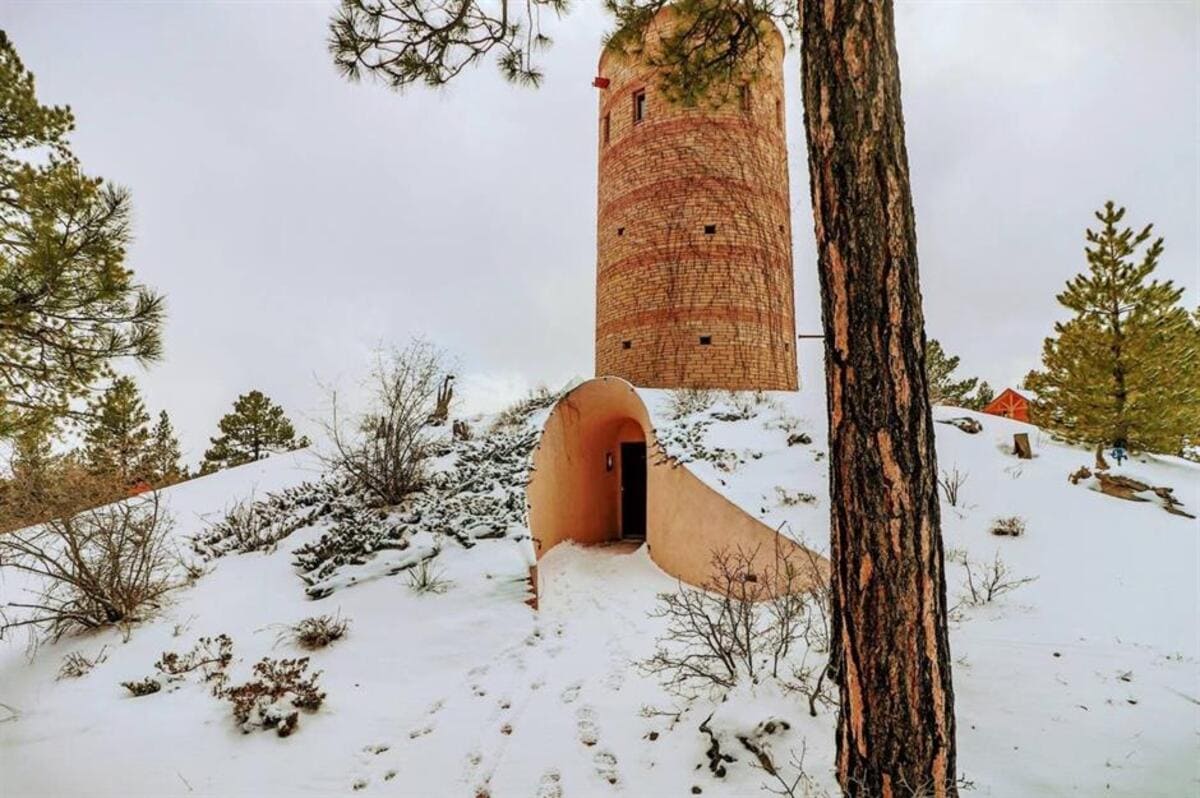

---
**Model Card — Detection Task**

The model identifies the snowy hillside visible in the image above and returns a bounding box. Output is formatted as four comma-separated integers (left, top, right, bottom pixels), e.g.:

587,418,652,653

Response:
1,366,1197,797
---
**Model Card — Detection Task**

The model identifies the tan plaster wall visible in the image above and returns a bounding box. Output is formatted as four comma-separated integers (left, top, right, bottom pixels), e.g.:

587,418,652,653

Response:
528,378,819,593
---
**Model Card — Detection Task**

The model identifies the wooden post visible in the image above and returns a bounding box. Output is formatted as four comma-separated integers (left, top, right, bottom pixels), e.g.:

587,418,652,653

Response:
1013,433,1032,459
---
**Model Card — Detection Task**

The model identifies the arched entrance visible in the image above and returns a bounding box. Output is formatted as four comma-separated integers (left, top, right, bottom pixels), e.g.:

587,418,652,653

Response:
527,378,653,555
528,377,826,595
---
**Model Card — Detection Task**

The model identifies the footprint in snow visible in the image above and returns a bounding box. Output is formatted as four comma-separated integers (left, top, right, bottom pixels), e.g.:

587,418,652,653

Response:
560,682,582,705
593,750,620,785
363,743,390,755
575,705,599,747
536,769,564,798
408,724,434,739
428,698,446,715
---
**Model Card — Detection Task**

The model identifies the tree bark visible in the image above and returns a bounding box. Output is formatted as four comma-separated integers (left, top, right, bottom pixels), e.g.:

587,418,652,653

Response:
798,2,957,795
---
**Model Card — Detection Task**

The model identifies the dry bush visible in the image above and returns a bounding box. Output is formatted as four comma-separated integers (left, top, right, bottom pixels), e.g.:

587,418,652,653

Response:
938,466,968,507
324,340,448,506
279,613,350,650
666,387,718,419
0,491,176,642
958,552,1037,607
0,454,127,535
57,646,109,680
154,634,234,687
990,515,1026,537
192,497,306,557
642,542,826,697
775,487,817,507
220,657,325,737
488,385,561,433
121,676,162,697
407,559,450,595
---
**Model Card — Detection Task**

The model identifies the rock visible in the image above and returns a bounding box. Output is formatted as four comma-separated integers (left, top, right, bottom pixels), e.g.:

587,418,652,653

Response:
1068,466,1092,485
937,417,982,434
786,432,812,446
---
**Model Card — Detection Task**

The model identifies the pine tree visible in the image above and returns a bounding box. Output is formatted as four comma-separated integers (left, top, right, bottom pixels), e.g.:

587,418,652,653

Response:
142,410,184,486
926,339,980,407
0,33,164,441
83,376,152,483
967,381,995,412
201,391,300,473
1025,202,1198,453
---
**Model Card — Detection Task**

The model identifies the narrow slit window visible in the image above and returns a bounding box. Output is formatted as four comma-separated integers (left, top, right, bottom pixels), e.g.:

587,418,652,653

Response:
603,113,611,145
699,335,713,346
775,98,783,129
704,224,717,235
622,340,632,350
617,226,625,237
633,89,646,124
739,84,751,114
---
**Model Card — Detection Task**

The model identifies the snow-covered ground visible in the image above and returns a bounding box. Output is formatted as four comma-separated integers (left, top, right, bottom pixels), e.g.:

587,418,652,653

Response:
1,363,1197,797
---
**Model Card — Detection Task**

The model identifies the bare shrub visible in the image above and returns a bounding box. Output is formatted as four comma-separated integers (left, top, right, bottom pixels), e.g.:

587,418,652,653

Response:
937,466,968,507
642,541,824,696
324,339,448,506
155,634,234,687
775,487,817,507
220,657,325,737
958,552,1036,607
279,613,350,650
407,559,450,595
0,492,176,642
990,516,1026,537
121,676,162,697
666,387,718,419
0,449,126,534
57,646,109,680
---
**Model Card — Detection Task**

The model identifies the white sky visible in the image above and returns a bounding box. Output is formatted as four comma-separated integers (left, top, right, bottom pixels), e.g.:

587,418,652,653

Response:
3,1,1197,462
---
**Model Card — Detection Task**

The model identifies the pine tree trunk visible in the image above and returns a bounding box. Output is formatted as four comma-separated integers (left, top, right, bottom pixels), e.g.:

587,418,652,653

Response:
798,3,957,795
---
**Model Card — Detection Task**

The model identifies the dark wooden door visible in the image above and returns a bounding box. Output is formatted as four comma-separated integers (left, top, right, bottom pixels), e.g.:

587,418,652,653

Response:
620,442,647,540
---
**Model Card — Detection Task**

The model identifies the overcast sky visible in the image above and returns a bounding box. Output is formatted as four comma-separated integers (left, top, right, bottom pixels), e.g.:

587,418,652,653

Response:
3,1,1197,461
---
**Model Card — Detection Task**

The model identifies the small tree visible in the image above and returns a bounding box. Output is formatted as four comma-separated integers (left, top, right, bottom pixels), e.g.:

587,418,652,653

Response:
83,376,151,484
926,340,981,407
1025,202,1199,452
143,410,184,486
323,340,447,506
201,391,300,473
967,381,995,412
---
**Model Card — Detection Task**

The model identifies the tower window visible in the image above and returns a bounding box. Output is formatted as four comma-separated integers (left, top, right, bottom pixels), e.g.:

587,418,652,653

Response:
739,84,751,114
617,226,625,236
704,224,717,235
633,89,646,124
775,98,783,129
699,335,713,346
603,113,611,145
622,340,632,350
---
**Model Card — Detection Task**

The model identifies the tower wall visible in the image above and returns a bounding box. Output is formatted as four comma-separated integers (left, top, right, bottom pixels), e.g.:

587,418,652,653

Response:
595,15,798,391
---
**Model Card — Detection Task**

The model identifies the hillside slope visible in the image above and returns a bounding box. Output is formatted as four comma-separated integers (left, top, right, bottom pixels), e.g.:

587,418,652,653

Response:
1,370,1197,797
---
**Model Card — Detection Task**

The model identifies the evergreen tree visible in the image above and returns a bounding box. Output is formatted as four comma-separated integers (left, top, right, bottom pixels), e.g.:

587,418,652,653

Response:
201,391,300,473
83,376,151,483
1025,202,1199,453
0,33,164,441
142,410,184,486
925,339,980,406
967,381,995,412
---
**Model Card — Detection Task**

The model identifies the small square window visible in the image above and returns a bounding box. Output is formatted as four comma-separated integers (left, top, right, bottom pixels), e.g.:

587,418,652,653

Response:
704,224,717,235
603,113,611,145
617,226,625,237
699,335,713,346
622,340,632,350
739,84,751,114
633,89,646,124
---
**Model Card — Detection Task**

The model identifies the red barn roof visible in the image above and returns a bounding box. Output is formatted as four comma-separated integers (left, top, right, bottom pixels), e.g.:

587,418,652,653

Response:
982,388,1031,423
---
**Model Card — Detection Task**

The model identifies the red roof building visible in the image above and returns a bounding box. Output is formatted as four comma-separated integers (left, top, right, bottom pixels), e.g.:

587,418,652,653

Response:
982,388,1031,423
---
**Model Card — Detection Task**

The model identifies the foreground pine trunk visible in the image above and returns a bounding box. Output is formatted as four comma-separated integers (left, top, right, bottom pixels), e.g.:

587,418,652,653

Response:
798,2,957,795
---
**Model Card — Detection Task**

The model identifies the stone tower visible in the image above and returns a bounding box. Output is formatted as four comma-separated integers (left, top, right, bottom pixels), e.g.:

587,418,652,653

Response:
594,12,798,391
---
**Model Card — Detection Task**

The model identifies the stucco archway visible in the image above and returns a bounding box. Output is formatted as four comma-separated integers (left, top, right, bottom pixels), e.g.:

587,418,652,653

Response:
528,378,823,594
